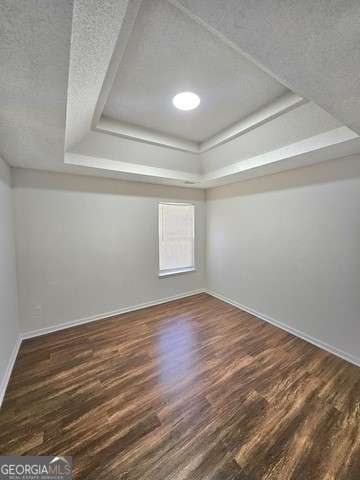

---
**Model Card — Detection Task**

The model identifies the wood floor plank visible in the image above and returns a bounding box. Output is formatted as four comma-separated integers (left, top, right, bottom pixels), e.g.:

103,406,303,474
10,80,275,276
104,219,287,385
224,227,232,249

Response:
0,293,359,479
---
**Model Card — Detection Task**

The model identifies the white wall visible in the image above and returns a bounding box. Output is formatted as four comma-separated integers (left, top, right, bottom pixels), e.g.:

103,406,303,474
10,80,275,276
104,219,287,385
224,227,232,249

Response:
206,155,360,364
9,155,360,366
0,156,20,400
13,169,206,334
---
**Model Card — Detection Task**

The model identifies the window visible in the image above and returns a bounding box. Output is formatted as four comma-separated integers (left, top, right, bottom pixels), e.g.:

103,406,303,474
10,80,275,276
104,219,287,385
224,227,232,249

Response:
158,203,195,276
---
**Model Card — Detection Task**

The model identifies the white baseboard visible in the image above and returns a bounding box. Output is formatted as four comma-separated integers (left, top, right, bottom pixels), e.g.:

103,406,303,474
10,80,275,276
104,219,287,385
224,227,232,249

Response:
1,289,205,407
207,290,360,368
4,287,357,409
0,335,22,408
22,289,206,340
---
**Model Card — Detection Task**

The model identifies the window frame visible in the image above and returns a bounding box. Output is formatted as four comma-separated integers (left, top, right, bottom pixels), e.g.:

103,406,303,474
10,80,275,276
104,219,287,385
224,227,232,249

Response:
158,202,196,277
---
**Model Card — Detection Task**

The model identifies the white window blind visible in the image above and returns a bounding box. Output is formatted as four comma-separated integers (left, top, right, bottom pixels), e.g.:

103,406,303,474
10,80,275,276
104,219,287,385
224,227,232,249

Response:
159,203,195,274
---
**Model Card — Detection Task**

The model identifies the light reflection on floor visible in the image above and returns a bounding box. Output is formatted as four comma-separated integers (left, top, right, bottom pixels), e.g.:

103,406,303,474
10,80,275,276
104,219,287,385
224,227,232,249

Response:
157,316,199,387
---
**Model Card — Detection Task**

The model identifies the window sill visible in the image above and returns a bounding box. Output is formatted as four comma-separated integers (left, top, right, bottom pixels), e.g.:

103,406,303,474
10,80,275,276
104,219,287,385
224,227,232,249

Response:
158,267,196,278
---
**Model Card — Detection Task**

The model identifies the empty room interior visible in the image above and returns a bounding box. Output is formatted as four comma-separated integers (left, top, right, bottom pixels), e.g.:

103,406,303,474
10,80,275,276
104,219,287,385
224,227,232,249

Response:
1,1,360,479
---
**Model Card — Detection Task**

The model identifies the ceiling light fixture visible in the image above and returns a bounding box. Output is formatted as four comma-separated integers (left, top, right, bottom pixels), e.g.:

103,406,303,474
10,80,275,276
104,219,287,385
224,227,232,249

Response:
172,92,200,111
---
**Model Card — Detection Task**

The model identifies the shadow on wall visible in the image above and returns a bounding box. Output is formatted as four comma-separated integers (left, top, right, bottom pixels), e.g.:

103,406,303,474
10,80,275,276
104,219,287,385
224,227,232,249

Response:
12,168,205,201
207,154,360,200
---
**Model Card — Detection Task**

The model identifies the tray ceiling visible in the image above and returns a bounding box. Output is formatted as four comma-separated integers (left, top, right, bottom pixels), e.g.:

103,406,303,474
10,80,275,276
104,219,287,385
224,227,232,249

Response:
2,0,360,188
100,0,290,148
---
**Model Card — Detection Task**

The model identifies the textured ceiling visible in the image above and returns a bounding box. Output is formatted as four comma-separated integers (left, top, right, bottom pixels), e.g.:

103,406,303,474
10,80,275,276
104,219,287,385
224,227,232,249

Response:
176,0,360,136
0,0,73,168
65,0,130,150
102,0,288,143
1,0,360,189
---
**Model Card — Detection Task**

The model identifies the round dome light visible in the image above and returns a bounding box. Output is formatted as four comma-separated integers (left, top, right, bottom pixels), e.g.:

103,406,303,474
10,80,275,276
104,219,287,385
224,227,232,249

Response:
172,91,200,111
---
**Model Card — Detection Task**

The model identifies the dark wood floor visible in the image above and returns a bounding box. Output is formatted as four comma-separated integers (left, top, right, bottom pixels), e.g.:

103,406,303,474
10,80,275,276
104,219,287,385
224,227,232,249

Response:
1,293,359,479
